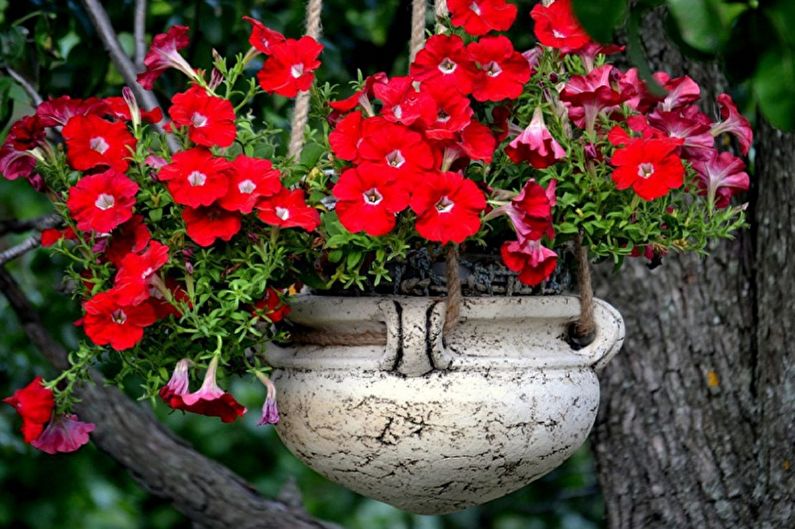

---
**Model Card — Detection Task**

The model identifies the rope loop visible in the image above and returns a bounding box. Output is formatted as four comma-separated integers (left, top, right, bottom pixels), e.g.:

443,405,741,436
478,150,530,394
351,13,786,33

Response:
288,0,323,159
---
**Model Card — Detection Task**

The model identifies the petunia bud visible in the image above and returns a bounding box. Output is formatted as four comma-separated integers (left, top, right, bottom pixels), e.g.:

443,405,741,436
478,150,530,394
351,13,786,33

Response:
209,68,224,91
159,358,191,407
256,373,280,425
122,87,141,131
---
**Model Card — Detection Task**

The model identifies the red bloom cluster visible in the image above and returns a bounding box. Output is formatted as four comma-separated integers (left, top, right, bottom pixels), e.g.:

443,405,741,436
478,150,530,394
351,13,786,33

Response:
157,141,312,245
499,179,559,286
528,7,752,207
327,23,535,242
244,17,324,98
3,377,95,454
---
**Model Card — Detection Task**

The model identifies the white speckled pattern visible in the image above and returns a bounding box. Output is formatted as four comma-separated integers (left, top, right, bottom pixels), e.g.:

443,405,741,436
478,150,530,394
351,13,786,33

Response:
263,295,624,515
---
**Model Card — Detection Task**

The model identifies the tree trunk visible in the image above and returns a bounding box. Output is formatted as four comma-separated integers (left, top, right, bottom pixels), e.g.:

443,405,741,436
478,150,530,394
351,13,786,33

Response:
592,10,795,529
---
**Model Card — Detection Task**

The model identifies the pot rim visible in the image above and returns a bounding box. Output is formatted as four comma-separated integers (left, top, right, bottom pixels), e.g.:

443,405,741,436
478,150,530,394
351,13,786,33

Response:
262,294,625,374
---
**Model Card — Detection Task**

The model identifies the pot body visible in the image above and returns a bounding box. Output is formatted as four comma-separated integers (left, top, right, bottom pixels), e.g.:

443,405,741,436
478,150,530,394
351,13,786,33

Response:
263,295,624,515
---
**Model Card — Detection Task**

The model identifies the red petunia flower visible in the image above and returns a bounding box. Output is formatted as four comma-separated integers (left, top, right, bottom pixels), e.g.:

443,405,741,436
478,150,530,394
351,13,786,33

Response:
253,287,291,323
169,356,247,423
711,93,753,156
158,148,232,208
105,215,152,267
256,188,320,231
435,119,497,169
242,16,286,55
560,65,626,131
329,110,364,161
410,171,486,244
530,0,592,53
358,118,437,183
114,241,170,305
219,155,283,214
647,107,715,162
3,377,55,443
329,72,388,114
137,25,198,90
257,36,323,98
501,239,558,286
505,179,557,242
36,96,106,127
654,73,701,113
0,115,45,186
168,86,237,148
62,114,136,172
505,107,566,168
66,169,139,233
41,227,78,248
467,36,531,102
373,76,436,126
83,289,157,351
103,96,163,124
447,0,517,36
410,35,477,94
421,82,474,140
182,206,242,247
30,414,95,455
610,137,685,201
692,151,750,209
333,164,410,236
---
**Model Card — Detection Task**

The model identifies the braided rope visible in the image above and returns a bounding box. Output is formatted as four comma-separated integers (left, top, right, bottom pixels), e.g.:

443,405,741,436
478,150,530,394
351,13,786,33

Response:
433,0,448,34
410,0,427,61
288,0,323,159
444,244,462,336
572,233,597,346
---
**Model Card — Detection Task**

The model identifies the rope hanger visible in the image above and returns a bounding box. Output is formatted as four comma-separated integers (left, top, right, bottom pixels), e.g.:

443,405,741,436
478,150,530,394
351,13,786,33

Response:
287,0,596,347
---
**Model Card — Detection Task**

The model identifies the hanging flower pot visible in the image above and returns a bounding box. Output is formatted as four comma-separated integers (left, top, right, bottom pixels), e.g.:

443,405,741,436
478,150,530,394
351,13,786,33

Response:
265,294,623,514
2,0,752,520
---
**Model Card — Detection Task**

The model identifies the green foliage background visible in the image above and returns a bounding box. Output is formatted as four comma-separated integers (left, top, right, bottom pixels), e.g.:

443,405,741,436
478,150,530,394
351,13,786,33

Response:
0,1,603,528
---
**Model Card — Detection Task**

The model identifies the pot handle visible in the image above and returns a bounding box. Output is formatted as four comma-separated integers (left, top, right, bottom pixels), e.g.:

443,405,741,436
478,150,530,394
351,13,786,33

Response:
573,299,625,371
383,298,449,377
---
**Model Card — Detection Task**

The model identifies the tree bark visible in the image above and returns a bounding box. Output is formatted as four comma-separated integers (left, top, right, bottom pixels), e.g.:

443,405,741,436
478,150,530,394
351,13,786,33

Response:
0,267,341,529
592,10,795,529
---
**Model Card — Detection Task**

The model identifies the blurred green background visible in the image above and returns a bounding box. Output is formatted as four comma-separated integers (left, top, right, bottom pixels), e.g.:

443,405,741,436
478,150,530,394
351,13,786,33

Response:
0,1,602,528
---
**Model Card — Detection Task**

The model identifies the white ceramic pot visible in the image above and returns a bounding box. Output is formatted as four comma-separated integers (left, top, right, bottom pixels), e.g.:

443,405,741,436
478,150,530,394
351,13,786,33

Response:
263,295,624,515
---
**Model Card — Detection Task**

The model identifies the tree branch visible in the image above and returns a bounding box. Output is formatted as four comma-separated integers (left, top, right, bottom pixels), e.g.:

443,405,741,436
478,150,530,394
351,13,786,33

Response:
0,235,40,266
0,212,62,237
80,0,160,112
79,0,179,153
4,67,43,106
134,0,147,70
0,266,343,529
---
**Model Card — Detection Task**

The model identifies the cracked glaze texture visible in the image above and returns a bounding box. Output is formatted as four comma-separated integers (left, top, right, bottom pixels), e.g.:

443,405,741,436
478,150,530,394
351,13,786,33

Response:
264,296,624,514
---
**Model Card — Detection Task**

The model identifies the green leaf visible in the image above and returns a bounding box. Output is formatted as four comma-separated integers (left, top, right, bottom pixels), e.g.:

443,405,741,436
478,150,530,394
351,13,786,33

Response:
665,0,740,54
753,50,795,130
572,0,628,44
